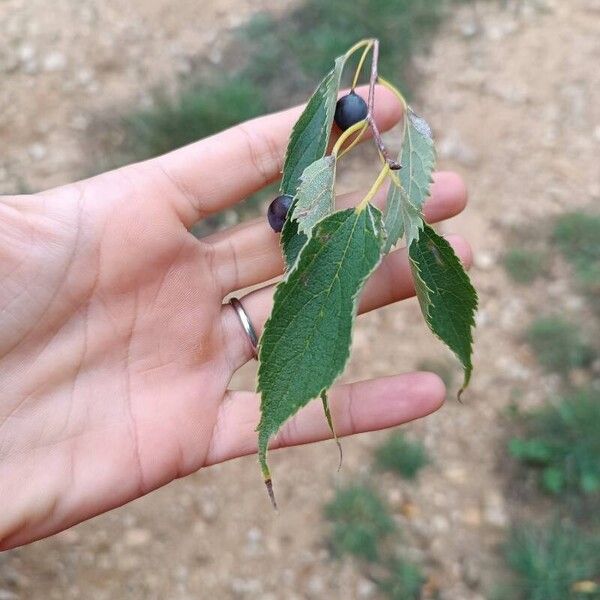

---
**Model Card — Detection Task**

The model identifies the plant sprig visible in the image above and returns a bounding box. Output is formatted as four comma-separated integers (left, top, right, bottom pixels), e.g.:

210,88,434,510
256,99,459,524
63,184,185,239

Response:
258,39,478,506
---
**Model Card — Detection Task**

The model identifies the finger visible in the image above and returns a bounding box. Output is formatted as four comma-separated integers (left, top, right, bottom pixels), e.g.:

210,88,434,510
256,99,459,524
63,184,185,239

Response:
204,372,445,466
149,85,402,227
221,234,472,371
209,171,467,296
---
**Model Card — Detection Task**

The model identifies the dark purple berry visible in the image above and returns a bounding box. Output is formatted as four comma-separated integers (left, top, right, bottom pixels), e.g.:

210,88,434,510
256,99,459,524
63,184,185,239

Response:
267,194,293,232
334,91,368,131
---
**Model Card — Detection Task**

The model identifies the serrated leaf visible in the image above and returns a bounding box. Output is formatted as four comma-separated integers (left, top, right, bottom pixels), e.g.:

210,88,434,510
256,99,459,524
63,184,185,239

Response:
281,207,308,269
409,224,477,393
383,109,436,252
400,109,435,212
258,205,384,482
279,55,346,268
280,56,344,197
382,182,422,254
292,155,337,235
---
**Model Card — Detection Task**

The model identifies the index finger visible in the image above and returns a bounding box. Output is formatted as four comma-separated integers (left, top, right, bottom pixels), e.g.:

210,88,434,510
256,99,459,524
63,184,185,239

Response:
151,84,403,227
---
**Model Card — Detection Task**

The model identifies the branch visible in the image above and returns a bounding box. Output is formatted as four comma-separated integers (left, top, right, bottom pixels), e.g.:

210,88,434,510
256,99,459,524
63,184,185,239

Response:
366,40,401,170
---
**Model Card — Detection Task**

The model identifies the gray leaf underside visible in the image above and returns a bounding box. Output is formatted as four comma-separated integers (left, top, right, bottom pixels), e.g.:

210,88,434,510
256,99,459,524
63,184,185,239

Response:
292,155,336,236
383,109,435,252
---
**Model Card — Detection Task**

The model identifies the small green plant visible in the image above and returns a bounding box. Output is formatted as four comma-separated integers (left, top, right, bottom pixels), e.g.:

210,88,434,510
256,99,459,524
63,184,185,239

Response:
500,521,600,600
324,484,425,598
324,484,395,562
375,432,430,479
525,316,594,375
375,558,425,600
123,78,267,160
509,387,600,497
503,248,546,284
554,212,600,294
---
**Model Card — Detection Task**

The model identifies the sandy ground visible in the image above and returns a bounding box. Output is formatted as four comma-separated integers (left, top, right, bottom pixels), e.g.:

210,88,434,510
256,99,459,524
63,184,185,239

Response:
1,0,599,598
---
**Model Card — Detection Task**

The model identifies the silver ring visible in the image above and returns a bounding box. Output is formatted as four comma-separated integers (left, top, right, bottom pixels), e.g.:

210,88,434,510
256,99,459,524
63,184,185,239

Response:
229,297,259,358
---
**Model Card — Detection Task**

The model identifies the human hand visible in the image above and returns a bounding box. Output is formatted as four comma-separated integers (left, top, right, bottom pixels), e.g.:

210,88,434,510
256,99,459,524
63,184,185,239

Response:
0,86,470,550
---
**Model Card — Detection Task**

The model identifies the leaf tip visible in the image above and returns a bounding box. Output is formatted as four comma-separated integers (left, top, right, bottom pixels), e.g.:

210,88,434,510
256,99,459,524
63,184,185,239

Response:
264,478,278,511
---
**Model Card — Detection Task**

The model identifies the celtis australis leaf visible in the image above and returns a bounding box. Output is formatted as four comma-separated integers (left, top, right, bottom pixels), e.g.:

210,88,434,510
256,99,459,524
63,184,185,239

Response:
280,56,344,197
383,109,435,251
409,224,478,393
383,182,422,254
401,109,435,212
281,211,308,269
257,204,384,480
292,155,336,236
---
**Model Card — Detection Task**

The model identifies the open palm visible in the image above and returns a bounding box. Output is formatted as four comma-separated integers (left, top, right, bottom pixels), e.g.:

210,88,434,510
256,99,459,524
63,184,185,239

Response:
0,86,470,550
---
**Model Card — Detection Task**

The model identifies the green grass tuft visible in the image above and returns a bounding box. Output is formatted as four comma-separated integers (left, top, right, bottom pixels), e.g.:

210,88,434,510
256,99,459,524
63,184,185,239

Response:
374,432,430,479
501,521,600,600
554,212,600,294
525,316,594,375
503,248,546,284
123,78,267,161
324,484,395,562
509,387,600,497
119,0,465,166
375,558,425,600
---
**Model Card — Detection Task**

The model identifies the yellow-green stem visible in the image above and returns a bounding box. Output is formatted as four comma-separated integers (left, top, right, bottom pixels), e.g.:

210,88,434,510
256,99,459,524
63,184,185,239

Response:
338,122,369,159
377,75,408,111
332,119,368,156
344,38,375,61
356,164,390,213
351,41,374,89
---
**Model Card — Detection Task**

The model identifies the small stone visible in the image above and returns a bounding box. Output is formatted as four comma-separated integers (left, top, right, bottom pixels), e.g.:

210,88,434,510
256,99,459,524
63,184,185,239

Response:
18,44,36,63
200,499,218,522
306,575,325,595
483,493,509,528
432,514,449,532
387,488,402,507
357,577,376,598
445,465,467,483
77,68,94,86
458,20,479,38
246,527,262,544
124,527,151,547
28,143,47,161
475,251,494,271
43,51,66,72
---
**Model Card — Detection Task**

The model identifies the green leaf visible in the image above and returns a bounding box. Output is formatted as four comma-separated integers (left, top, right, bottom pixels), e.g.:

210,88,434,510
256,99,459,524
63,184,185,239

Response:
280,207,308,269
383,182,422,254
279,55,346,268
321,391,342,469
292,156,337,235
383,109,435,252
409,224,477,393
400,109,436,211
257,205,384,485
280,56,344,197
